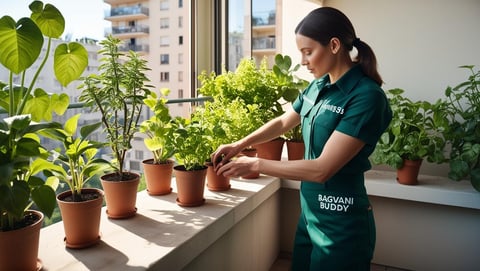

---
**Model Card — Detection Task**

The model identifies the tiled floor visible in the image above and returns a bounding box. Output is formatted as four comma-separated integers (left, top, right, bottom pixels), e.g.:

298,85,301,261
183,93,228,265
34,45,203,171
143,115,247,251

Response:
269,257,411,271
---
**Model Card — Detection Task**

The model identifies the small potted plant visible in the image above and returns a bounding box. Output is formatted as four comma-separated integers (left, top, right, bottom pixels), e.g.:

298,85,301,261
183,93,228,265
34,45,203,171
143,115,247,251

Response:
79,35,153,218
272,54,309,160
0,1,88,269
371,88,447,185
173,117,212,207
441,65,480,191
140,88,177,195
41,114,110,249
191,101,232,191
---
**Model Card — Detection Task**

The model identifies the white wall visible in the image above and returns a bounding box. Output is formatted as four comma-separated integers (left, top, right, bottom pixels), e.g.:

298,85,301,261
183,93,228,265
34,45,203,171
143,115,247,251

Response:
282,0,480,102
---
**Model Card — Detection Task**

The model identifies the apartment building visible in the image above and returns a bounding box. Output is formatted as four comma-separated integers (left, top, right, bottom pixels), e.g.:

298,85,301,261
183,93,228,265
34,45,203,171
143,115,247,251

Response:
104,0,191,118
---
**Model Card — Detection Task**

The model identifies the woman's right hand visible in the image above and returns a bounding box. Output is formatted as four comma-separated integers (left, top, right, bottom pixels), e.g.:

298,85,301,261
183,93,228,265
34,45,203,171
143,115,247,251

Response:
211,143,242,170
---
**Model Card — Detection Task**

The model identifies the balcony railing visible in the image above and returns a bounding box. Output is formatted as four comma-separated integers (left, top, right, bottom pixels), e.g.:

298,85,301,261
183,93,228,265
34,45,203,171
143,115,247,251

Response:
118,43,150,53
107,5,149,18
252,36,276,50
112,25,149,35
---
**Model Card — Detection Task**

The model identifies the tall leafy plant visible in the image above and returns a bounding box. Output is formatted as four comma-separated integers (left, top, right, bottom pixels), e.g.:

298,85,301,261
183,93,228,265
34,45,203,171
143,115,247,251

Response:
0,1,88,230
79,36,153,180
40,114,111,201
140,88,177,164
442,65,480,191
272,54,308,142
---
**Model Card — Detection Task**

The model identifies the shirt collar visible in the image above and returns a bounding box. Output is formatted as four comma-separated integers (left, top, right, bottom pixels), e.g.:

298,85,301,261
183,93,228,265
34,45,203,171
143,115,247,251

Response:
315,65,365,95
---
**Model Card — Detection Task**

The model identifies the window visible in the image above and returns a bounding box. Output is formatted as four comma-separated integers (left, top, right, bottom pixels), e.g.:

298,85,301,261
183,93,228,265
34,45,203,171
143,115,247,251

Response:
178,16,183,28
135,150,144,160
178,71,183,82
179,0,183,8
130,161,140,171
160,18,169,29
160,0,169,10
160,72,170,82
160,36,170,47
179,36,183,45
178,53,183,64
160,54,170,64
178,89,184,106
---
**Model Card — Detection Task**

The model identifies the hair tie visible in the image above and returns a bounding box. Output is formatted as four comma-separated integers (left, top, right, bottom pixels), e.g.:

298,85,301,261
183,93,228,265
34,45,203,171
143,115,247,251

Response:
352,37,360,47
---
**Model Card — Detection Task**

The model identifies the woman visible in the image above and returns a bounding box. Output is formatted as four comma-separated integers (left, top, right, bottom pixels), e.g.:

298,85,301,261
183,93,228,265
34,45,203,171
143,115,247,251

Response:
212,7,392,270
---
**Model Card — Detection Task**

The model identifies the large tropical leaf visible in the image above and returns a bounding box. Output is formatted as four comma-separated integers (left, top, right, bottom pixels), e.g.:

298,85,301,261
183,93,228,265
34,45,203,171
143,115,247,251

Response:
0,16,43,74
29,1,65,38
54,42,88,86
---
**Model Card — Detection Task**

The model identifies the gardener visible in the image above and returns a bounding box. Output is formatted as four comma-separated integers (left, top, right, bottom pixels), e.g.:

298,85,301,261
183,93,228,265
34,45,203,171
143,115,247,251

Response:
212,6,392,271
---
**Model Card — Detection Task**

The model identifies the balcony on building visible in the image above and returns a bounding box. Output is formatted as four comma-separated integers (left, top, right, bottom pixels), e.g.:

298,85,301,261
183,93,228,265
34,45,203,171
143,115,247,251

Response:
111,24,149,38
104,0,148,4
105,5,149,22
118,43,149,53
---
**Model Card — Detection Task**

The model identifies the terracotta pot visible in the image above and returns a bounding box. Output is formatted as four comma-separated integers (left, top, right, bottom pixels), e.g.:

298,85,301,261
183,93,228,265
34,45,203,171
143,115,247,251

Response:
174,165,207,207
286,140,305,160
396,159,423,185
254,138,285,161
205,162,230,191
56,188,104,249
240,148,260,179
0,210,44,271
142,159,173,195
101,172,140,219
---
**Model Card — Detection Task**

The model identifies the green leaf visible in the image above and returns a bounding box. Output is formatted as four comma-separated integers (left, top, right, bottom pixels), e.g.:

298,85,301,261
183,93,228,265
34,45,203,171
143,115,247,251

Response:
0,16,43,74
30,1,65,38
31,184,56,218
54,42,88,86
50,93,70,115
80,121,102,139
64,114,80,136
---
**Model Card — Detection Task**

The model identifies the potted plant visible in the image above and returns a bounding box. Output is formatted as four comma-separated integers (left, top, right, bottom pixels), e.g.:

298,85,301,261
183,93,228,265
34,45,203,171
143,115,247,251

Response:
371,88,447,185
41,114,110,249
272,54,308,160
173,117,212,206
198,56,295,161
78,35,153,218
191,101,232,191
0,1,88,269
140,88,177,196
441,65,480,191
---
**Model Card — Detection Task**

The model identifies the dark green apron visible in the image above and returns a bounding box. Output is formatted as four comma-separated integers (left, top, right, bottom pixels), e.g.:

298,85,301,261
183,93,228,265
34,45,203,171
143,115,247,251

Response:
291,176,375,271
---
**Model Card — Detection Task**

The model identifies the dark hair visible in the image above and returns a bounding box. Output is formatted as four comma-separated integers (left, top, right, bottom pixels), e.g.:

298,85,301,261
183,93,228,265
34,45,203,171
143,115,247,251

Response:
295,7,383,85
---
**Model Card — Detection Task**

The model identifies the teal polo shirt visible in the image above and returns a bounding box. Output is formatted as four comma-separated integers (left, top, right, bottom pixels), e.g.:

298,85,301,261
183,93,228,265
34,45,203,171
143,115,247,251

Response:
292,65,392,175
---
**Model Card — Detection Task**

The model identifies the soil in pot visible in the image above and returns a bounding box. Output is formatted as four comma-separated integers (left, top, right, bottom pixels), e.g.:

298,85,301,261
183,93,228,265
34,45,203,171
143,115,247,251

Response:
57,188,104,249
174,165,207,207
142,159,173,195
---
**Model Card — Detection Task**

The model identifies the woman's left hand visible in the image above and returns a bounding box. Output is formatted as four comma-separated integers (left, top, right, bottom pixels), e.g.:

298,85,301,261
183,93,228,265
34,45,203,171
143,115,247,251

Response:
216,156,259,178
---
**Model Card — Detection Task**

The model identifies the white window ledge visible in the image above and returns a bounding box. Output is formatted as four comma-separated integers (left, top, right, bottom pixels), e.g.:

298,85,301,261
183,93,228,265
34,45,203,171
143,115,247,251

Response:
39,176,280,271
281,170,480,210
38,170,479,270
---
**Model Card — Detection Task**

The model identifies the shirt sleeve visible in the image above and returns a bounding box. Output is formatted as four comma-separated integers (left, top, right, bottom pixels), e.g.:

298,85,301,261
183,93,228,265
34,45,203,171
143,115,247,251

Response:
336,85,392,146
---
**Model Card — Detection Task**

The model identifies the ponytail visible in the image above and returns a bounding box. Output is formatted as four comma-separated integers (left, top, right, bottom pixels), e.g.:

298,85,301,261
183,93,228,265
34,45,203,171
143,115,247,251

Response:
353,39,383,86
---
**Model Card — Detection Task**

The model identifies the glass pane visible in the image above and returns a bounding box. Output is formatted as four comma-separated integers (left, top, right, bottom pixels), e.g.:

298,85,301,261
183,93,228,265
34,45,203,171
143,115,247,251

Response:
228,0,247,71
